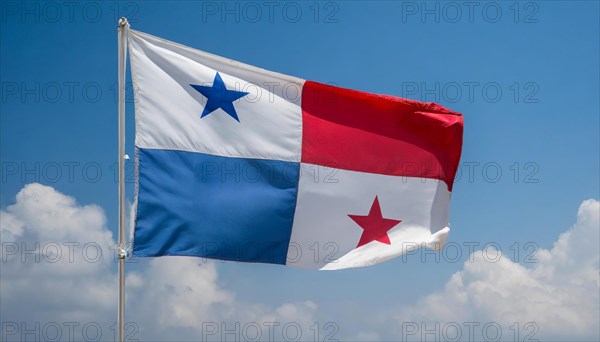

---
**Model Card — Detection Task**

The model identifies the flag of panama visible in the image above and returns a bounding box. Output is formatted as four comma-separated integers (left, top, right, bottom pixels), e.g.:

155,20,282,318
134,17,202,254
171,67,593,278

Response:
128,29,464,270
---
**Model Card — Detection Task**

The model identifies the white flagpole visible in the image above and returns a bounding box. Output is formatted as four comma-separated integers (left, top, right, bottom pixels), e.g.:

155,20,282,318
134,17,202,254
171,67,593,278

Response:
117,16,129,342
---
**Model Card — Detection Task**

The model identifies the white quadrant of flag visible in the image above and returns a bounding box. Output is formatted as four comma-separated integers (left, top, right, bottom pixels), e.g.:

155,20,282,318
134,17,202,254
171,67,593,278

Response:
288,164,451,269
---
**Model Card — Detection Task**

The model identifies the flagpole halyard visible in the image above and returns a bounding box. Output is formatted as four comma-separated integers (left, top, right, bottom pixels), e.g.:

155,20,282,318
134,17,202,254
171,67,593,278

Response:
117,16,129,342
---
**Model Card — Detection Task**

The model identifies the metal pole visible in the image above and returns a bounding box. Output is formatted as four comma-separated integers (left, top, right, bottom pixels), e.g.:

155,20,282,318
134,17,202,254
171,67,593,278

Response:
117,17,129,342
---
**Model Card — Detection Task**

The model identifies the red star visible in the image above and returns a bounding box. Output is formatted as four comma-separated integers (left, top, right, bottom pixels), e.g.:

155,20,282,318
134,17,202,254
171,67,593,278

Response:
348,196,401,248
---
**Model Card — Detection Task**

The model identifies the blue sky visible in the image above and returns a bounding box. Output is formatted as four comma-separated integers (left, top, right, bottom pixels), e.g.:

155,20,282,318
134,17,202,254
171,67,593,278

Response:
1,1,599,341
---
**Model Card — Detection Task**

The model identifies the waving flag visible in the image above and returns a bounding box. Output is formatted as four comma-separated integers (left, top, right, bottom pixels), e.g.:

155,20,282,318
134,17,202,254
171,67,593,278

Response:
128,29,463,270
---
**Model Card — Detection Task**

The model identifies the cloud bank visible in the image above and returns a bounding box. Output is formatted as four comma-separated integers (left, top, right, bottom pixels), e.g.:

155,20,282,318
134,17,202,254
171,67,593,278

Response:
1,183,598,341
392,199,599,341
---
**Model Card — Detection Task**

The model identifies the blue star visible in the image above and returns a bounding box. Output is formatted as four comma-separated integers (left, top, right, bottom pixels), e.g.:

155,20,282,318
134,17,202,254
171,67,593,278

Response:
190,72,249,122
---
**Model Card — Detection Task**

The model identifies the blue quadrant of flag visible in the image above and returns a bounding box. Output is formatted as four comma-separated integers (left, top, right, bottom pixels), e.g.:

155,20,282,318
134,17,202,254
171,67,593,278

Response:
133,148,300,264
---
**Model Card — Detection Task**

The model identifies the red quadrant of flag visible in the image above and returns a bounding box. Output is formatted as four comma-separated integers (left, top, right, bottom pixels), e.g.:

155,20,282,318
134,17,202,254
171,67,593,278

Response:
301,81,463,190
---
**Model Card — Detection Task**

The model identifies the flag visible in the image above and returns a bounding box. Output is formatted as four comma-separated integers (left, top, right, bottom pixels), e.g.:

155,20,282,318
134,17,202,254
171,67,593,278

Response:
128,29,464,270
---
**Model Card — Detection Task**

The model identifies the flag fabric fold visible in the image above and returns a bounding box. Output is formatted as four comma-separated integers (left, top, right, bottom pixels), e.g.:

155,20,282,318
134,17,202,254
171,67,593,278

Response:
128,28,463,270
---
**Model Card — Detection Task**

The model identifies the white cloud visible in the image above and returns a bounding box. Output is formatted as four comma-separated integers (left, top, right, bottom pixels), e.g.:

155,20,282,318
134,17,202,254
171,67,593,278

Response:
354,331,381,341
394,199,600,341
1,183,116,329
126,257,322,341
125,257,234,338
